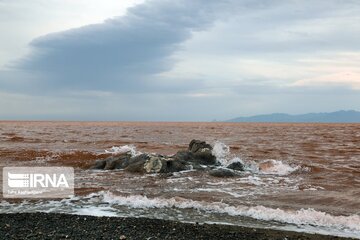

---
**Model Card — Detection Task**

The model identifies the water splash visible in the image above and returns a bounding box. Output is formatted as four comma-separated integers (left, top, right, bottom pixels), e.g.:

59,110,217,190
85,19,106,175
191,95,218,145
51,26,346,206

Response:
212,141,299,176
258,159,300,176
105,145,140,157
212,141,230,165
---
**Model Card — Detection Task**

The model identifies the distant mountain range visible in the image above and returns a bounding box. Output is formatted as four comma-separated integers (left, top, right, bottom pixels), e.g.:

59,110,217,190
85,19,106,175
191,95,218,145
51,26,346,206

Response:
227,110,360,123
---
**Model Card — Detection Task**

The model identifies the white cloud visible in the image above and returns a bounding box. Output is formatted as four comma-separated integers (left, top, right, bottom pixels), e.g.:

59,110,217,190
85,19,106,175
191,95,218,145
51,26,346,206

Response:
293,71,360,90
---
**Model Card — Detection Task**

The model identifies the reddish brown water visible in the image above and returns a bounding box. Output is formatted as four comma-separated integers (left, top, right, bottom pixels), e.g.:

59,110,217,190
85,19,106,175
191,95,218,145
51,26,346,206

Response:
1,121,360,237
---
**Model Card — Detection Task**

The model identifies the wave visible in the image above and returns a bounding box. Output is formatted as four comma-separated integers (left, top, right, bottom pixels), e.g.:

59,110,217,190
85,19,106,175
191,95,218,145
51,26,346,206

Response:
105,145,141,157
3,191,357,238
212,141,300,176
257,159,300,176
99,191,360,238
98,191,359,230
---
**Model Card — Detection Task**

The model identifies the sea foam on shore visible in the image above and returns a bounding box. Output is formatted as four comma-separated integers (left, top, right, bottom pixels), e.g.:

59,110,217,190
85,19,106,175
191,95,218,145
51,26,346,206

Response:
1,191,360,239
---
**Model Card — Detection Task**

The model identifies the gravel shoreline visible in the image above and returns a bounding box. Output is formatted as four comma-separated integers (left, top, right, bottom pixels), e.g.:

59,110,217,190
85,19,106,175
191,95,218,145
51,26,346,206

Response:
0,213,353,240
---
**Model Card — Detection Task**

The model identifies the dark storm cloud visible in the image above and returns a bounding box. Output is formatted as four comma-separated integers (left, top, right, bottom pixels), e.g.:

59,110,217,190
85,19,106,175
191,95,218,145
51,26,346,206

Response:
5,0,234,93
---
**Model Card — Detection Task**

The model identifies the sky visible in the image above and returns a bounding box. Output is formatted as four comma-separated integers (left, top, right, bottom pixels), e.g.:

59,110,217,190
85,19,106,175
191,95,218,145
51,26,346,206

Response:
0,0,360,121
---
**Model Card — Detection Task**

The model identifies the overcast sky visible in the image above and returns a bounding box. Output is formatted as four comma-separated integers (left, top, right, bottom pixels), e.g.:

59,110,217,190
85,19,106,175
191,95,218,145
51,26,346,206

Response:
1,0,359,121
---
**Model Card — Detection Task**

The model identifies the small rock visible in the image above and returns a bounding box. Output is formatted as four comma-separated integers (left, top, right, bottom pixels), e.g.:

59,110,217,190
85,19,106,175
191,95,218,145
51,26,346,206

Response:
144,156,164,173
125,154,150,173
164,159,188,172
104,153,131,170
192,148,216,165
227,161,244,171
209,168,237,177
90,159,106,170
188,139,213,153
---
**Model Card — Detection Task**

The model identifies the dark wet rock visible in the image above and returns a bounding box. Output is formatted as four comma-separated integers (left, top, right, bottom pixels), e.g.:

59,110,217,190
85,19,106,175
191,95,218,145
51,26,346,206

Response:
103,157,117,170
144,156,166,173
104,153,131,170
144,156,189,173
174,140,217,165
173,150,193,162
192,148,216,165
124,163,145,173
164,159,189,172
174,149,216,166
188,139,213,153
90,140,217,174
173,151,206,170
209,168,237,177
90,159,106,170
124,154,150,173
227,161,245,171
189,139,216,165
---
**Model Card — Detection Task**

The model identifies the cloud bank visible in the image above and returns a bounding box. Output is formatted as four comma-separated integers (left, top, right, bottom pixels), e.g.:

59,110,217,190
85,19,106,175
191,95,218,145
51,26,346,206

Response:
3,0,236,93
0,0,360,120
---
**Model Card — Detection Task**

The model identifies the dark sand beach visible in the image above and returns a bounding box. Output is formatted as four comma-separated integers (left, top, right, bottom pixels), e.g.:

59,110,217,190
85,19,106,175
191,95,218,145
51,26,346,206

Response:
0,213,353,240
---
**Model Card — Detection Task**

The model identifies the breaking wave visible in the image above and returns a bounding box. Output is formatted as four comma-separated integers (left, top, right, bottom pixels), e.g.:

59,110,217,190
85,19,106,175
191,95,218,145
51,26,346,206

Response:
212,141,300,176
85,192,360,238
2,191,359,238
100,192,360,230
258,159,300,176
103,141,300,176
105,145,140,157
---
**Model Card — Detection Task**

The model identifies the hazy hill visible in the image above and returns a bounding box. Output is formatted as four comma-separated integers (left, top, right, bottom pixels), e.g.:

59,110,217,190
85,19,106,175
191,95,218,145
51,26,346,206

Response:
227,110,360,123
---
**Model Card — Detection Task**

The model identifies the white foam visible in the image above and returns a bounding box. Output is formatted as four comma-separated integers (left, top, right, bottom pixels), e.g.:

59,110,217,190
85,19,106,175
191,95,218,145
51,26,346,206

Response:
259,160,300,176
241,176,264,186
1,192,360,238
97,191,360,234
105,145,140,157
212,142,246,167
212,141,230,165
74,206,117,217
226,157,244,165
243,160,260,173
212,142,298,176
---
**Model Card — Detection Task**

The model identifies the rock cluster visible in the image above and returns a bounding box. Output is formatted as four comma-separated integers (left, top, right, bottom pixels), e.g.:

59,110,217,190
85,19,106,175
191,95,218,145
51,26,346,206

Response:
91,140,244,177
